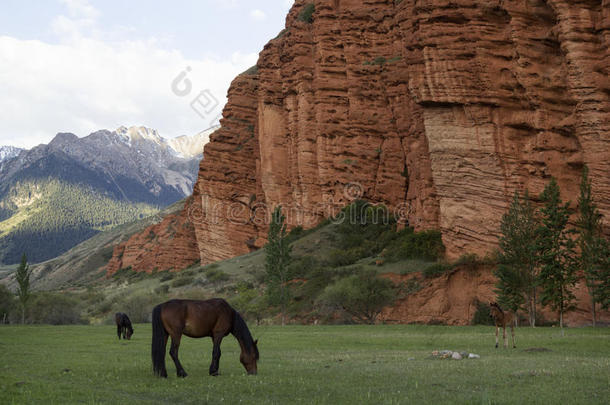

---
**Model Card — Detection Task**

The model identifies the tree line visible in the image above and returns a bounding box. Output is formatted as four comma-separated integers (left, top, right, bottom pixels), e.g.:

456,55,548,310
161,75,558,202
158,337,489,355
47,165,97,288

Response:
495,166,609,329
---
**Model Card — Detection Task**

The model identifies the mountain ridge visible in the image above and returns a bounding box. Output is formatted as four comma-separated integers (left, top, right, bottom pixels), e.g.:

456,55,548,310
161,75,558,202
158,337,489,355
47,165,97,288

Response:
0,126,213,264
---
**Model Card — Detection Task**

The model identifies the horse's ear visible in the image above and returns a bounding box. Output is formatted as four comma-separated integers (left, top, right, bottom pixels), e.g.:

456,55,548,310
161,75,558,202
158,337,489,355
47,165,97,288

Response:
254,339,258,345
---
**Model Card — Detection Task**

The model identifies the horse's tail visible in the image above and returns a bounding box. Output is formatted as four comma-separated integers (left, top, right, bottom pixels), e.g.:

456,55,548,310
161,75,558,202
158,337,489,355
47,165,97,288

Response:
151,304,168,377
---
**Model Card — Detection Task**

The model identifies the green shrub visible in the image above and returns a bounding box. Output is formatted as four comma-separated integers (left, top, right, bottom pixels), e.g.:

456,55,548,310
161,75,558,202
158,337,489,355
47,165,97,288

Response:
472,301,494,325
171,276,194,288
298,3,315,23
333,200,396,255
26,293,87,325
328,247,367,267
159,272,174,282
318,268,396,324
397,279,423,298
287,255,319,279
0,284,16,323
206,268,229,283
119,294,162,323
242,65,258,75
384,229,445,262
422,262,452,279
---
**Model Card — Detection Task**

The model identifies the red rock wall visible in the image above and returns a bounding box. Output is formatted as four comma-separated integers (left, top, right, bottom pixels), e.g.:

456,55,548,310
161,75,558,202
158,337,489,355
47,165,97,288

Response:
191,0,608,262
106,197,200,274
381,267,610,327
108,0,609,272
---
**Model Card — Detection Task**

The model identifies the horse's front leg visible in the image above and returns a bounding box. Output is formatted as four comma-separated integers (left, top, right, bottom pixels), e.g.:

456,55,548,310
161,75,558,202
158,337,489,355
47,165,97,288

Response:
117,324,121,340
209,334,223,376
511,325,516,348
503,326,507,348
495,326,499,348
169,334,188,378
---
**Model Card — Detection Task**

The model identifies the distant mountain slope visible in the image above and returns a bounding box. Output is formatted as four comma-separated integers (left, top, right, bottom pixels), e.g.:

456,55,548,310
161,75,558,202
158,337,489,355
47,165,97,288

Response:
0,199,186,290
0,126,212,264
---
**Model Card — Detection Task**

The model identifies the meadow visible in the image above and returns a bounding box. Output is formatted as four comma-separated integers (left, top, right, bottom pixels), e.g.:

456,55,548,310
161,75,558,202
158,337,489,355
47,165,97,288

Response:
0,324,608,404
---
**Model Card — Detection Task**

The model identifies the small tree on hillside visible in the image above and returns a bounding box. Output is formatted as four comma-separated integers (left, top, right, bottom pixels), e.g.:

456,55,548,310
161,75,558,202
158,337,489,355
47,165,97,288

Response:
575,165,610,325
319,268,396,324
495,190,539,326
591,239,610,310
15,253,31,324
537,179,577,334
264,206,292,326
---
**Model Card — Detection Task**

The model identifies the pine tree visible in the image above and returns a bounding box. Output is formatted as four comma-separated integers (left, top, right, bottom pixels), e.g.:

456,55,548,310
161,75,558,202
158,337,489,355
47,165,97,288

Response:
538,178,577,334
495,191,539,326
264,206,292,326
15,253,31,324
576,165,607,325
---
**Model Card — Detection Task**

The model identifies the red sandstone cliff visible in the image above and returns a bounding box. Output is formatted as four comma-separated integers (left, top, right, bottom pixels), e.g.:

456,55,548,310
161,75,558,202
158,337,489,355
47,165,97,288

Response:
108,0,609,272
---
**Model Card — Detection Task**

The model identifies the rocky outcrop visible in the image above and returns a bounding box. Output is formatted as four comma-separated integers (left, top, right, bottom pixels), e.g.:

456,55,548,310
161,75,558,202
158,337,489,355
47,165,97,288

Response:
108,0,609,272
106,197,200,274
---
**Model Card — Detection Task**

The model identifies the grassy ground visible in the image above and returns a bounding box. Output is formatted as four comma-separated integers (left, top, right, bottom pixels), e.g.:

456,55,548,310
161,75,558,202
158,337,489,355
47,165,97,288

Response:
0,325,608,404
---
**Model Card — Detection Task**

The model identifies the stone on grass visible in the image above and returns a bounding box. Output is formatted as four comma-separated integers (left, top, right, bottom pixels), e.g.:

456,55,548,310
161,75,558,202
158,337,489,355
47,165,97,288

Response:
451,352,462,360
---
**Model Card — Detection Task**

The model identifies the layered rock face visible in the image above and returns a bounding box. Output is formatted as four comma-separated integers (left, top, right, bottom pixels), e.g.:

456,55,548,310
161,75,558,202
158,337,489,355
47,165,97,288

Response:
109,0,609,273
106,198,200,274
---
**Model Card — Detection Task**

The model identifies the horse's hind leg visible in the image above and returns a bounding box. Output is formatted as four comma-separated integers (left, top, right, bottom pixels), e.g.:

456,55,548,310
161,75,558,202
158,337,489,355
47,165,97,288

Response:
503,326,507,348
511,325,516,348
209,334,223,376
169,334,188,378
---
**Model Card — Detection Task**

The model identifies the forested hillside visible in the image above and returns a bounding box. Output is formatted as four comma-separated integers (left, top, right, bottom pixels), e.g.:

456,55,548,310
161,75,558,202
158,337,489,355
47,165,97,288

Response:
0,179,158,263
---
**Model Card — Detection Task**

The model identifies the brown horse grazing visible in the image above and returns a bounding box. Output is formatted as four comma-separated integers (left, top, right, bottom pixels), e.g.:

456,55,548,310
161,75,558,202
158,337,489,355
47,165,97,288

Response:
115,312,133,340
489,302,516,349
151,298,259,378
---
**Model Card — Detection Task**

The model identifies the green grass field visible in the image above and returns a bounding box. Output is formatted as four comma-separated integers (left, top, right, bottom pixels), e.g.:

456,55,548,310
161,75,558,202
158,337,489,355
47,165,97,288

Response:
0,325,608,404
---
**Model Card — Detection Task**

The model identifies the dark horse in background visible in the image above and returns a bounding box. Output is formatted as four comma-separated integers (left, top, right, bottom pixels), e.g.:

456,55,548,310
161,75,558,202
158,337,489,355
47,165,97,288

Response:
489,302,516,349
151,298,259,377
115,312,134,340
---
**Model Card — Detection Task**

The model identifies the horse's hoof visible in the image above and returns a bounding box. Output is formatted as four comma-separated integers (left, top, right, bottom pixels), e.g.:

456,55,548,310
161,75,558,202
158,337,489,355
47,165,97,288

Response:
495,344,498,349
177,371,188,378
210,371,219,377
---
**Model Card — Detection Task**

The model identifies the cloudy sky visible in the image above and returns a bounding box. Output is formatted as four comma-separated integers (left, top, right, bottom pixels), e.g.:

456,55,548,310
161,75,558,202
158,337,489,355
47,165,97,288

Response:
0,0,293,148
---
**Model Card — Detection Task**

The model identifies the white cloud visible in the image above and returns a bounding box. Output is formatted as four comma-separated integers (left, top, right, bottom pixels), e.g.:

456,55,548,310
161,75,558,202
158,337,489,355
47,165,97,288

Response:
0,35,257,148
0,1,259,148
60,0,100,19
250,9,267,21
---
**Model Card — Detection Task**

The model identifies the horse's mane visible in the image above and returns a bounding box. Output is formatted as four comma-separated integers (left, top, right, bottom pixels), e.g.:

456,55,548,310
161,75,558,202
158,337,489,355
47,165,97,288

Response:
231,310,259,360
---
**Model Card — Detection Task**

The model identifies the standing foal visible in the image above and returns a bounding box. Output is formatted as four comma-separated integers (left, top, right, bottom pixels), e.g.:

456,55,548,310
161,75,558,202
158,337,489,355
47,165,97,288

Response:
489,302,516,349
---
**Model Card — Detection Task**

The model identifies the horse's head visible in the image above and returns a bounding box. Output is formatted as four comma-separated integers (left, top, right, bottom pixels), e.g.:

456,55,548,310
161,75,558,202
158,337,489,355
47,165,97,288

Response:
489,302,503,317
240,339,259,375
125,326,134,340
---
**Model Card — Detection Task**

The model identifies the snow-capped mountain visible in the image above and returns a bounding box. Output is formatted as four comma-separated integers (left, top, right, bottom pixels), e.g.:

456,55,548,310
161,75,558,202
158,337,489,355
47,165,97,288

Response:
0,146,24,163
168,126,219,158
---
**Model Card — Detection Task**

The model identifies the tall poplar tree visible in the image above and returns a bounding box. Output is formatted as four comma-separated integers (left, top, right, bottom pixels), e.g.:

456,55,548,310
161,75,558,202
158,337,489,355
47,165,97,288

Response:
576,166,609,324
264,206,292,326
495,191,539,326
538,178,577,333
